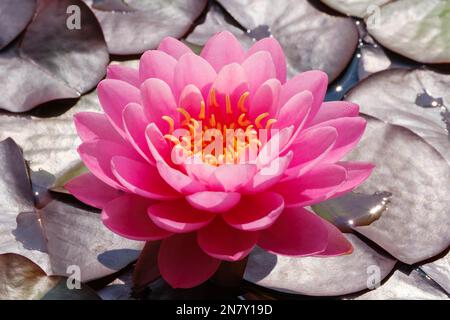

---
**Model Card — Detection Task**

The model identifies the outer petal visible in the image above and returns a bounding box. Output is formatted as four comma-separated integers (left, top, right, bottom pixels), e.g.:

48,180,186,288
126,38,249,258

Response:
65,173,122,209
279,71,328,123
286,126,337,177
258,207,328,256
242,51,276,95
309,101,359,126
158,233,221,288
139,50,176,85
77,140,139,190
173,53,216,99
106,64,140,87
200,31,245,72
111,156,179,200
74,112,123,143
122,103,153,164
312,117,367,163
102,195,172,241
257,126,294,168
98,79,141,137
158,37,193,59
314,219,353,256
223,192,284,231
186,191,241,213
141,78,178,134
331,161,375,198
247,37,287,83
197,217,258,261
275,90,312,130
148,200,215,233
273,164,347,207
209,163,257,192
249,79,281,121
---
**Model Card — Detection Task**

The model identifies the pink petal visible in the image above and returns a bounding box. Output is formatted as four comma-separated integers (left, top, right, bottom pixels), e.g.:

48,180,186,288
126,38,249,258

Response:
279,71,328,124
65,173,122,209
140,78,179,134
173,53,216,100
197,217,258,261
74,112,123,143
286,126,337,177
106,64,140,87
209,163,257,192
156,161,206,195
98,79,141,137
331,161,375,198
275,90,312,130
186,191,241,213
223,192,284,231
148,200,215,233
145,123,171,162
122,103,153,164
158,37,193,60
258,207,328,256
178,84,204,121
158,233,221,288
249,79,281,121
139,50,176,85
309,101,359,126
184,155,216,184
244,152,293,193
247,37,287,84
242,51,276,95
200,31,245,72
77,140,139,190
102,195,172,241
312,117,367,163
257,126,294,168
314,219,353,256
273,164,347,207
111,156,179,200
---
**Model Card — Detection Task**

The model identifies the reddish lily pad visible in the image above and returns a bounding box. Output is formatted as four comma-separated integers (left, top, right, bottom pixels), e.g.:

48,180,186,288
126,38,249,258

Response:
0,0,36,50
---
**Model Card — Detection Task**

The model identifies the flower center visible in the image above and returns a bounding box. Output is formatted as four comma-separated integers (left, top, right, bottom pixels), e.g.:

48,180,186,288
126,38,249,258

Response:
162,89,277,166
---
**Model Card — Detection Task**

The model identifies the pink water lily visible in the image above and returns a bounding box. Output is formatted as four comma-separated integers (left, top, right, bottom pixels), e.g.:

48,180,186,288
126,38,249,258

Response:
66,31,373,288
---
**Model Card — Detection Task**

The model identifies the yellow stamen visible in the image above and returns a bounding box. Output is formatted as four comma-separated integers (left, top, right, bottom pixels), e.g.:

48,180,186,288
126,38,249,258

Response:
255,112,270,129
210,88,219,108
237,113,251,127
177,107,191,126
163,134,180,145
265,119,277,129
161,116,174,134
209,114,216,127
226,94,232,114
199,101,206,120
238,91,249,113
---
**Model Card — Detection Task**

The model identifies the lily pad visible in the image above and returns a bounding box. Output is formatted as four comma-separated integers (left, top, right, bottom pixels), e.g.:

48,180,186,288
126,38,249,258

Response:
366,0,450,64
420,251,450,294
0,253,100,300
346,119,450,264
0,138,143,281
244,234,396,296
0,0,36,50
84,0,208,55
0,0,109,113
346,68,450,165
320,0,392,18
192,0,359,82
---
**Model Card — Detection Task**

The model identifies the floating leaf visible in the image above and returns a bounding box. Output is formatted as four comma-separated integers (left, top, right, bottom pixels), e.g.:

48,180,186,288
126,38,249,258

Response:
346,119,450,264
346,68,450,165
0,0,36,50
84,0,208,55
190,0,359,82
244,234,396,296
320,0,392,18
366,0,450,64
312,191,391,232
420,251,450,295
0,0,109,112
0,253,100,300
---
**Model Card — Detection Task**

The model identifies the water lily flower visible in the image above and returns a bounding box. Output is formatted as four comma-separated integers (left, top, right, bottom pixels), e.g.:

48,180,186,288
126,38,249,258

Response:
66,31,374,288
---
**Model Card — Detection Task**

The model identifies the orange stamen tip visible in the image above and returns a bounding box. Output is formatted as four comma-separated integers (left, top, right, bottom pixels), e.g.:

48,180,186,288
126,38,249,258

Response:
161,116,175,134
265,119,277,129
238,91,249,113
226,94,233,114
199,101,206,120
255,112,270,129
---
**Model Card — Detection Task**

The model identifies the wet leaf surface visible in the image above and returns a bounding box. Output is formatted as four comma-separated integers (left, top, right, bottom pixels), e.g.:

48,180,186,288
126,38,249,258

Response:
0,0,109,113
320,0,392,18
0,0,36,50
244,234,396,296
0,253,100,300
346,68,450,165
84,0,207,55
420,250,450,295
190,0,359,82
366,0,450,64
346,118,450,264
